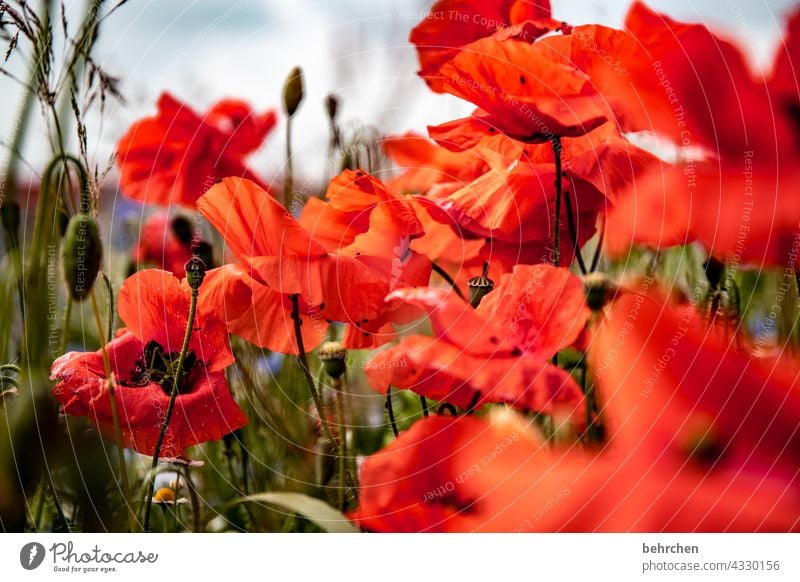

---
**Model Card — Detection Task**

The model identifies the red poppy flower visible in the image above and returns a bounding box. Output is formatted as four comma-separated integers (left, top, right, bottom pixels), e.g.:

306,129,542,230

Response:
591,288,800,486
351,310,800,532
382,132,490,195
434,37,610,141
129,212,194,277
351,414,548,532
365,264,588,413
425,108,661,271
197,176,430,352
410,0,560,92
117,93,276,208
50,269,248,456
600,3,800,266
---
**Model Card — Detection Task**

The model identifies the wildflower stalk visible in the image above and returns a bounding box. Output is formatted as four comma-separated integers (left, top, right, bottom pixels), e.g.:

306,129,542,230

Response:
420,395,429,417
551,136,563,268
562,189,588,275
590,215,606,273
89,289,134,531
143,276,200,532
385,386,399,437
333,376,347,511
283,117,294,209
59,297,72,355
288,294,339,446
431,262,465,300
183,464,202,533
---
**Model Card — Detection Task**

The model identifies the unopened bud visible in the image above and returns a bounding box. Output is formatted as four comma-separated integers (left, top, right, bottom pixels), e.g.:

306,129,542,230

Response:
582,272,616,311
467,275,494,308
185,256,207,292
62,214,102,302
283,66,305,117
318,340,346,379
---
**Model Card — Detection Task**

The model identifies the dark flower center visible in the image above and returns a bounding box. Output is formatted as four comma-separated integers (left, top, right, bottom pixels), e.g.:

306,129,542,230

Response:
127,340,199,395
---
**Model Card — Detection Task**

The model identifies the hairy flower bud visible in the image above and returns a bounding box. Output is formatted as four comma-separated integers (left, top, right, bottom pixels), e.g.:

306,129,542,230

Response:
62,213,102,302
185,255,207,292
283,66,305,117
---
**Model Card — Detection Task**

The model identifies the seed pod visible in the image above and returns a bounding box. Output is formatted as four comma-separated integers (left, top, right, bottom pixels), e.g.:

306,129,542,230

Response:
62,213,102,302
283,66,305,117
467,275,494,308
318,341,346,379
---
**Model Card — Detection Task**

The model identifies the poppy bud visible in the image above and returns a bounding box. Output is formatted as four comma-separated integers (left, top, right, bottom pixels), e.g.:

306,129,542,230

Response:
185,256,207,292
582,272,616,311
318,340,346,379
0,201,20,235
467,275,494,308
62,213,103,302
703,256,725,290
283,66,305,117
325,93,339,121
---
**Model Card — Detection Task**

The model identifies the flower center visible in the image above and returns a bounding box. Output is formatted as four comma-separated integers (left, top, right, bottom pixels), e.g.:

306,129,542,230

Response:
128,340,199,395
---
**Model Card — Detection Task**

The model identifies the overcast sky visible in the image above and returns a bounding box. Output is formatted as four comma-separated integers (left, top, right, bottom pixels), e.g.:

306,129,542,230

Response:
3,0,798,185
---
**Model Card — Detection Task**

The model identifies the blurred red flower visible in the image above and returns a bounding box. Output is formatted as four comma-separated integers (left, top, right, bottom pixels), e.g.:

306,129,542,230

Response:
129,212,195,277
365,264,588,413
116,93,276,208
601,2,800,266
51,269,247,456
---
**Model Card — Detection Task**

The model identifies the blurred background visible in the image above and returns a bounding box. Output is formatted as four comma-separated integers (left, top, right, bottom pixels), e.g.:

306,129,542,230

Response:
1,0,797,188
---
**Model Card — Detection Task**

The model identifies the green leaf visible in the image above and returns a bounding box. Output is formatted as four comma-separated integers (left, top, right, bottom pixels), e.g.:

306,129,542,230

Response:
228,492,358,533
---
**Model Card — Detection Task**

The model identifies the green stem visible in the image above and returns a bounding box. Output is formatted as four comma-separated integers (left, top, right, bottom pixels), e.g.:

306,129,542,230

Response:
385,386,399,437
143,287,199,532
289,294,339,447
59,296,72,354
183,464,201,533
562,188,587,275
333,376,347,512
283,116,294,210
431,262,465,301
90,290,134,531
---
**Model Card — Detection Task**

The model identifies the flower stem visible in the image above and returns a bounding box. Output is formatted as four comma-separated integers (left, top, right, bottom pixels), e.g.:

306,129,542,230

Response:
90,290,134,531
551,136,563,268
562,188,588,275
143,287,199,532
333,375,348,511
284,117,294,210
590,214,606,273
385,386,399,437
183,464,201,533
420,395,429,418
60,297,72,355
431,262,465,300
289,294,338,448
